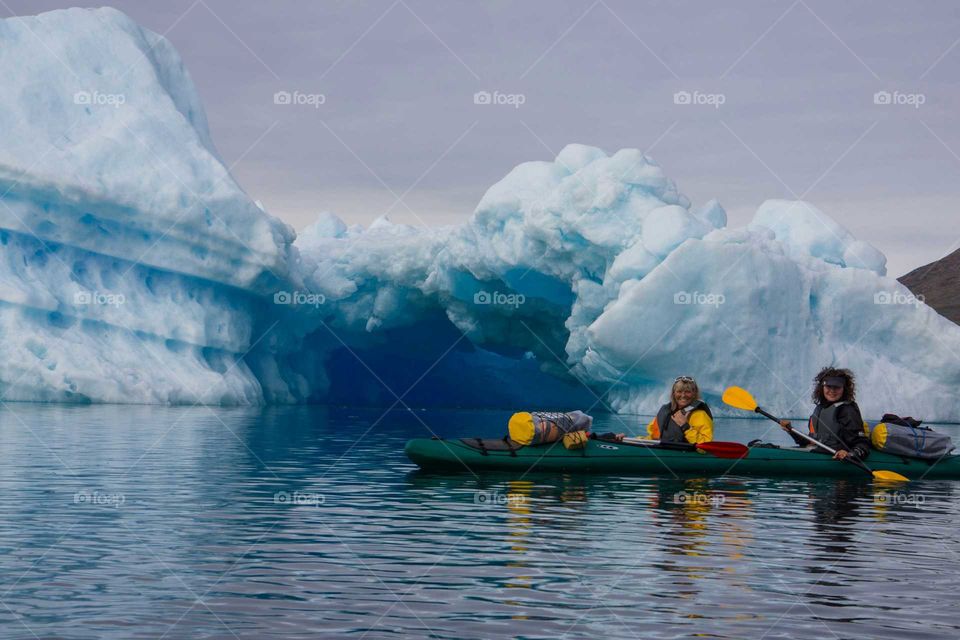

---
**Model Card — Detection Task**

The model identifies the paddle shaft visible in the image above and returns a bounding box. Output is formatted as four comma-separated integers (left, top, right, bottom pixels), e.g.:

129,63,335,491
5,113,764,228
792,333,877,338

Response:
753,407,876,477
621,438,700,452
621,437,748,459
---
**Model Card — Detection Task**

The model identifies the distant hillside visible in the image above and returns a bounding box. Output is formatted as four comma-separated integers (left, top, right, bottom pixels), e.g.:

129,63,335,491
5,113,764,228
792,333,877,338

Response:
900,248,960,324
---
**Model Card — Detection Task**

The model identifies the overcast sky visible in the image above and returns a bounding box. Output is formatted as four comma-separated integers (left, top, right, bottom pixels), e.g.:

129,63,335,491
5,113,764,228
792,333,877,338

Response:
5,0,960,277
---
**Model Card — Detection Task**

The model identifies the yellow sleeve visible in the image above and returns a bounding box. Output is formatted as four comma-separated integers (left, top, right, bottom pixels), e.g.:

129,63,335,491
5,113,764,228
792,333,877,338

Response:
646,417,659,440
684,411,713,444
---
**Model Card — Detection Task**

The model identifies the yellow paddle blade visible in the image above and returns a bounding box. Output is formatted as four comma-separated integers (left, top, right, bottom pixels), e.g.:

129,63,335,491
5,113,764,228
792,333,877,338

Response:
873,470,910,482
722,386,758,411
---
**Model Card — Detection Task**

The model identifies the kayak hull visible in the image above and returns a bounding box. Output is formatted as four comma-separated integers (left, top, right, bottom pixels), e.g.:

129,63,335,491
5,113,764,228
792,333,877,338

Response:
404,438,960,479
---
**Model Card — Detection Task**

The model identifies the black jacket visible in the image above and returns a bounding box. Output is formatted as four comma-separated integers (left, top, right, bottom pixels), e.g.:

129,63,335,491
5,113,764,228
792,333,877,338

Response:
790,401,871,459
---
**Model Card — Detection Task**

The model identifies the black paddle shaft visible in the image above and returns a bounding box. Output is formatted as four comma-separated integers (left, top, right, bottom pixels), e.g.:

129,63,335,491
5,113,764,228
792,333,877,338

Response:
754,407,781,423
619,439,697,452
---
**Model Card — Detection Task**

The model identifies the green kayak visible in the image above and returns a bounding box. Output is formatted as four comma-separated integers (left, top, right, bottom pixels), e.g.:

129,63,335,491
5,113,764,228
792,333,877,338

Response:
404,437,960,479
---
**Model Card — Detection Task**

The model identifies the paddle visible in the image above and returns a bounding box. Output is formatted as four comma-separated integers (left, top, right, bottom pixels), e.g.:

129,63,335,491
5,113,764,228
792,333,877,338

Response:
722,386,909,482
621,437,749,460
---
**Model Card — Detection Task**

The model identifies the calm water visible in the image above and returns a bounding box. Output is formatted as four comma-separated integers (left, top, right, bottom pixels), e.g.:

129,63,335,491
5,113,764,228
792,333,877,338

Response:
1,404,958,639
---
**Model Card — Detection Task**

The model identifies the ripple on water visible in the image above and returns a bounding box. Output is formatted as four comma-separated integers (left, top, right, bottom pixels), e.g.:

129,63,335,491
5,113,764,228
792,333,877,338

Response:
0,406,958,639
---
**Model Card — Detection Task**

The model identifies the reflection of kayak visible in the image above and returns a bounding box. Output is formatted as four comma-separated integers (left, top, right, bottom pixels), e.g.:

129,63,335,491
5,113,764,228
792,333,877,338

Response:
404,437,960,479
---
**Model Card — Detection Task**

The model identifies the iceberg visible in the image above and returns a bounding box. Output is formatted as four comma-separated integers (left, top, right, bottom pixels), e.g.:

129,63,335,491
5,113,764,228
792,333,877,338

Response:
281,144,723,409
286,155,960,420
583,221,960,419
0,7,296,404
3,7,960,421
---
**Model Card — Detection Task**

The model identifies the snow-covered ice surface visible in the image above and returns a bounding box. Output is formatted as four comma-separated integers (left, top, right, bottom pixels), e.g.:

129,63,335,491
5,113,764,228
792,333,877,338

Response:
3,7,960,419
0,7,295,403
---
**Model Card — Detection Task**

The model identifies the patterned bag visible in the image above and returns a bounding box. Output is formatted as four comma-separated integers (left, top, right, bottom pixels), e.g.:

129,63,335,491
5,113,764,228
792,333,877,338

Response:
508,410,593,446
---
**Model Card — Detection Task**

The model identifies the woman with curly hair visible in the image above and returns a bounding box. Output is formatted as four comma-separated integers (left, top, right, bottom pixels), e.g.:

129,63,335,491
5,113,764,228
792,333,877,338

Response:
779,367,870,461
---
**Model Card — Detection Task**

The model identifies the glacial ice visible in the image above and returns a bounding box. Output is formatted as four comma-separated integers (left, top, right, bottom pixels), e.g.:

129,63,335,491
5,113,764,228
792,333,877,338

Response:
749,200,887,275
0,7,293,404
3,7,960,421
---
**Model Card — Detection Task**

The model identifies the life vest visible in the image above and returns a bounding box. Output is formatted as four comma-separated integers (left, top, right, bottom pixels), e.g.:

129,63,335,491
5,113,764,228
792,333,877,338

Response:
655,401,713,443
808,402,849,450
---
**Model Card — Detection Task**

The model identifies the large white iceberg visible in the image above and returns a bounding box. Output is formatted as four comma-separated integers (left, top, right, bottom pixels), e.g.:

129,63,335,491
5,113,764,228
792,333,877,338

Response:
286,149,960,420
583,223,959,419
3,7,960,420
0,7,295,403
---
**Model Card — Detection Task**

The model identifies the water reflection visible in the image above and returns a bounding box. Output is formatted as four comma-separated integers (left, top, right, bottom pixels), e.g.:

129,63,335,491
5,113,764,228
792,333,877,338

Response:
504,480,533,615
808,480,869,557
0,405,958,639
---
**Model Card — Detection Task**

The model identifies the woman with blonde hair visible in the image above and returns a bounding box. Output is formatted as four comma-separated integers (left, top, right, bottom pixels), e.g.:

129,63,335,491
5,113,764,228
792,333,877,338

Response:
645,376,714,444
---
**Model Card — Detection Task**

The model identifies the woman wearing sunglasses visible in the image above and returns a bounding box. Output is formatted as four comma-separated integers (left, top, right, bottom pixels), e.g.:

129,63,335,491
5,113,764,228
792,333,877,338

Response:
644,376,714,444
779,367,870,461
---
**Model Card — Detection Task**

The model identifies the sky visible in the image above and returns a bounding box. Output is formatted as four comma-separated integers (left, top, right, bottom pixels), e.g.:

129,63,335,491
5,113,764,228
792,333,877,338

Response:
4,0,960,277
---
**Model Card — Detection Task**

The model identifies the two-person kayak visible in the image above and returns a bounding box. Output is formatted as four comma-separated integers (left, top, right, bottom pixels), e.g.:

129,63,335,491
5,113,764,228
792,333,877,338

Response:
404,437,960,479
